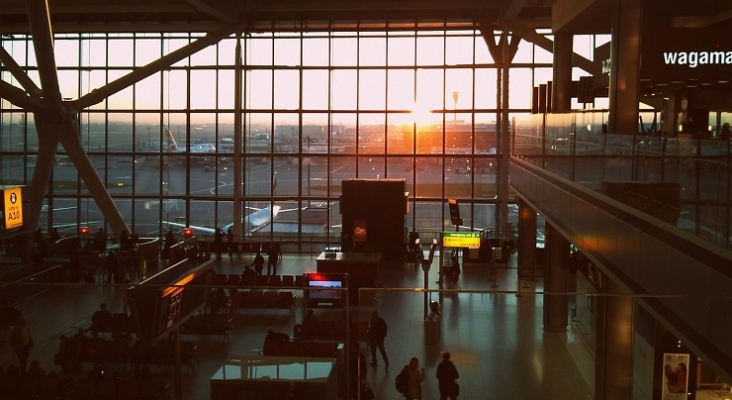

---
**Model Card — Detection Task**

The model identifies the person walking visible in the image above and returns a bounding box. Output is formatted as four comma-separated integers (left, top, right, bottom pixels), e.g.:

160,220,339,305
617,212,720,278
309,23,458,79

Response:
252,249,265,277
367,311,389,368
214,228,224,260
436,351,460,400
266,244,280,275
227,228,235,257
405,357,425,400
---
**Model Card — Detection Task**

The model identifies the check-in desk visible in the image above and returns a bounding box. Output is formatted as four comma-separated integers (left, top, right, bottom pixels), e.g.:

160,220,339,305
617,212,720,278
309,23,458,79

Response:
316,251,381,305
210,356,338,400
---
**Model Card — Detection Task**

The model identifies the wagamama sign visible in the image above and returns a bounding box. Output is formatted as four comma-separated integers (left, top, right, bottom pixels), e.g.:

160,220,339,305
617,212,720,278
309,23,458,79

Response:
662,50,732,68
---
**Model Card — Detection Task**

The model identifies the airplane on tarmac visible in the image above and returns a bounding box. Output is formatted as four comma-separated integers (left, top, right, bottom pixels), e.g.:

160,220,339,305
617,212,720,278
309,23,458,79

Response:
163,172,305,236
162,127,222,169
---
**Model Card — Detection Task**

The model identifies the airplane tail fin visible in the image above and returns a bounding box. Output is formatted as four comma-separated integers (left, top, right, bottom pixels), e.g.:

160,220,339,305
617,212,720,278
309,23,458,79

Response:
166,127,179,152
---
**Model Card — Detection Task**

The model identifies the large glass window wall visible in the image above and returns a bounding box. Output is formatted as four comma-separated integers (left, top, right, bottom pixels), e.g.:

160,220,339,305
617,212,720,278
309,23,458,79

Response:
0,27,555,249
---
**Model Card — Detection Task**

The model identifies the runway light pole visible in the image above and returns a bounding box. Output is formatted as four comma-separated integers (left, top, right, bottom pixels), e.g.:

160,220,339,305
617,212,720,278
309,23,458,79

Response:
305,136,312,207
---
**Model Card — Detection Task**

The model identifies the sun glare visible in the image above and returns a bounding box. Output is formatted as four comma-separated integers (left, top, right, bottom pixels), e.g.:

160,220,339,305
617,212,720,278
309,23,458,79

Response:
410,103,435,128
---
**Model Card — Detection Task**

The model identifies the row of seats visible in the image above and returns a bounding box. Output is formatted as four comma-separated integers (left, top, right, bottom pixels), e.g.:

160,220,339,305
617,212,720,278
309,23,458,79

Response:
212,273,303,287
262,340,340,358
59,337,198,372
182,314,231,336
71,377,169,400
230,291,294,312
0,374,69,400
97,312,228,338
74,337,129,366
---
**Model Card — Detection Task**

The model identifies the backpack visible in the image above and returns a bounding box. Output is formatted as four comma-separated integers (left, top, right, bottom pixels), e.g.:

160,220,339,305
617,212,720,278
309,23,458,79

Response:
395,365,409,394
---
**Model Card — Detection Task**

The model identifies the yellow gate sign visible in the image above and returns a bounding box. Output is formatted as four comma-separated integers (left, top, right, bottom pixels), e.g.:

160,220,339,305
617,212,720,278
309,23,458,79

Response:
3,187,24,230
442,232,480,249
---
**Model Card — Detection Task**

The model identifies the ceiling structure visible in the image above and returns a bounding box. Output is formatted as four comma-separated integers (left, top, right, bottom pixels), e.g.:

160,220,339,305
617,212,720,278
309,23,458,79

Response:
2,0,732,105
0,0,557,34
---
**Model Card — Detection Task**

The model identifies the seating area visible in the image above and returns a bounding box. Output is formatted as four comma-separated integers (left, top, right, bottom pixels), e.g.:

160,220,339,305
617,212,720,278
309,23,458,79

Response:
133,341,199,373
67,376,170,400
212,273,303,288
230,290,295,313
93,313,136,336
57,337,199,374
73,337,131,368
181,314,232,337
0,373,164,400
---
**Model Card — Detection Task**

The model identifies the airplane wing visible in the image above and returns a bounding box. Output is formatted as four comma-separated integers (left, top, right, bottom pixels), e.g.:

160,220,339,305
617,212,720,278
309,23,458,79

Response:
163,220,216,235
278,205,308,213
41,205,77,212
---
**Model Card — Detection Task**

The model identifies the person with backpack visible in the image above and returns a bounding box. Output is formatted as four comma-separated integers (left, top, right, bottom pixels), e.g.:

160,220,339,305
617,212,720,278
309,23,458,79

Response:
367,311,389,368
395,364,410,396
403,357,425,399
436,351,460,400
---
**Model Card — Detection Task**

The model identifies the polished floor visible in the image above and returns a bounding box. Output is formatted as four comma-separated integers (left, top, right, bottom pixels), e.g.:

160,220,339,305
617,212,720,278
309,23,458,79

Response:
13,250,599,400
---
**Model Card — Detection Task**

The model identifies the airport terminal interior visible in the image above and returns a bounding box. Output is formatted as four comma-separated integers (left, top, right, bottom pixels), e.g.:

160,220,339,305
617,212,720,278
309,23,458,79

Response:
1,1,732,399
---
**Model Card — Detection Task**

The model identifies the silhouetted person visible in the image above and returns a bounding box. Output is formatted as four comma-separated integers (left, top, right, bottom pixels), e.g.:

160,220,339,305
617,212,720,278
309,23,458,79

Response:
367,311,389,368
241,264,255,285
263,328,289,356
252,250,265,276
94,228,107,253
721,122,731,140
120,230,131,251
267,244,280,275
50,228,60,244
105,251,119,284
436,351,460,400
214,228,224,260
89,303,112,338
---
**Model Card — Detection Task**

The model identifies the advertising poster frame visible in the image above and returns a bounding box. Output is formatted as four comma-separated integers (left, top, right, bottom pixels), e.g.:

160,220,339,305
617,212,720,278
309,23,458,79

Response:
662,353,690,400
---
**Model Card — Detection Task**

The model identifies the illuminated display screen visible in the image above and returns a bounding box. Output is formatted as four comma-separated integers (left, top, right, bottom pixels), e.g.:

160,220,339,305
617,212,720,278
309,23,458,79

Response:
308,280,342,299
304,273,345,308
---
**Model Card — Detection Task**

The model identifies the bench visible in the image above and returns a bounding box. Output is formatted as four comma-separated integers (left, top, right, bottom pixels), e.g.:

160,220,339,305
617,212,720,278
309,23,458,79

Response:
232,290,295,314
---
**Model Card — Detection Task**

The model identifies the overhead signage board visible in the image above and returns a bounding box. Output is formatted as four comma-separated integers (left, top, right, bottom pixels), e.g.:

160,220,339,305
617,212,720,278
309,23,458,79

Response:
448,198,462,226
442,232,481,249
2,186,23,230
641,24,732,82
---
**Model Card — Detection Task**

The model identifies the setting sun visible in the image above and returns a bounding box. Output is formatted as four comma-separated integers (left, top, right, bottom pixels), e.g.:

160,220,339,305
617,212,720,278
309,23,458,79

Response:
410,102,437,128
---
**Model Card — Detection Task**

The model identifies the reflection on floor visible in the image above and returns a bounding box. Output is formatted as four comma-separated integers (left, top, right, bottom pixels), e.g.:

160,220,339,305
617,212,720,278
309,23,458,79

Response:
698,390,732,400
16,251,602,400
